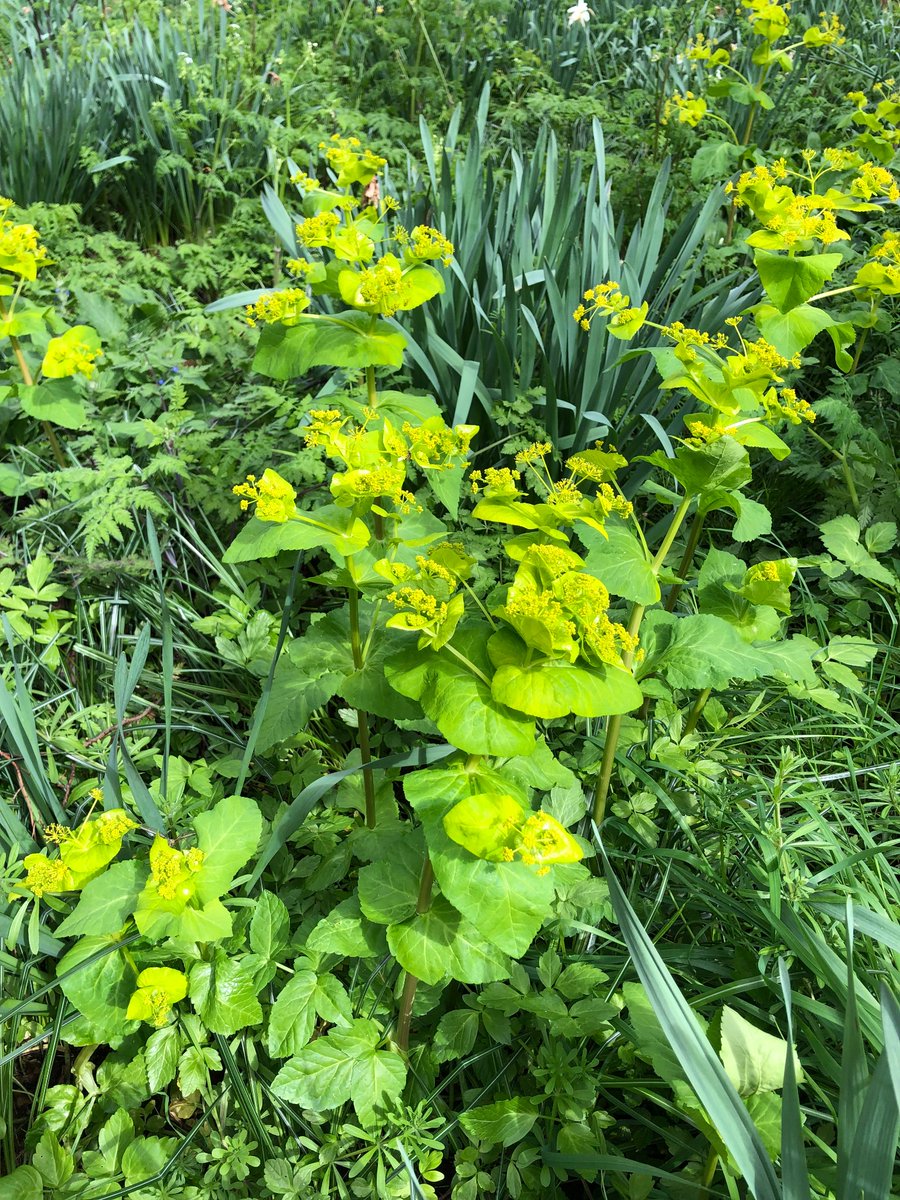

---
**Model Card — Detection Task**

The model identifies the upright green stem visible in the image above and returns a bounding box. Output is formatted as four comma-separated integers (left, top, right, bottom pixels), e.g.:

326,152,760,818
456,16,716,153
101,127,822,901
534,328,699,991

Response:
664,510,706,612
0,297,66,468
684,686,711,737
395,857,434,1051
348,584,377,829
592,495,693,825
366,365,386,541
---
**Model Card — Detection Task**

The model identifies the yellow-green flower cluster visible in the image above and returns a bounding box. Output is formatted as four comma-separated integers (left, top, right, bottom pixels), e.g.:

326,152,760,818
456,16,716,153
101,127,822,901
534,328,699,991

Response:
662,91,708,128
684,32,731,66
233,469,298,522
801,11,845,48
403,417,477,469
126,967,188,1027
442,792,583,875
395,224,455,266
148,836,205,901
0,197,50,280
763,386,816,425
574,282,649,339
320,134,386,188
245,288,310,327
357,253,413,315
296,211,341,248
16,805,137,899
497,544,637,669
468,466,522,497
742,0,789,43
41,327,102,379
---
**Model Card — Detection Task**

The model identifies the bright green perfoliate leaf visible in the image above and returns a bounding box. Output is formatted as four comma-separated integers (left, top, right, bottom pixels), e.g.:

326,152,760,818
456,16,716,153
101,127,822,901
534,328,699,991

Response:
459,1097,540,1147
404,769,555,956
384,625,536,757
754,249,844,312
737,558,796,614
717,1006,801,1097
487,627,641,718
223,505,370,564
580,519,660,604
253,311,407,378
126,968,188,1027
18,381,88,430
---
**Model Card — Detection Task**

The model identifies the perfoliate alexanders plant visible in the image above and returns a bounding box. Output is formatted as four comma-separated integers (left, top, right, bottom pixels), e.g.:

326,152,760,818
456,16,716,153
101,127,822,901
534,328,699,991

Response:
0,197,102,466
9,134,880,1135
662,0,847,230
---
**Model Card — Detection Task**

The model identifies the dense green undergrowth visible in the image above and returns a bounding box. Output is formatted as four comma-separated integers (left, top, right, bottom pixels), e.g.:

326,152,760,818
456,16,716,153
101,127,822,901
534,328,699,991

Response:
0,1,899,1199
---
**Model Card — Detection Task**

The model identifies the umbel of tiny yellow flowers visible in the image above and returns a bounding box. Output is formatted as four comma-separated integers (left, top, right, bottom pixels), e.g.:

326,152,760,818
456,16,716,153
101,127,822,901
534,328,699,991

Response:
126,967,188,1028
16,806,137,898
0,196,50,280
233,468,298,522
443,792,583,875
41,325,103,379
662,91,707,128
574,282,648,339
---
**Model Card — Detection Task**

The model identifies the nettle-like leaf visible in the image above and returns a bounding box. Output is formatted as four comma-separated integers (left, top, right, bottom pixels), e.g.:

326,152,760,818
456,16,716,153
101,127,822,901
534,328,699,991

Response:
55,860,148,938
57,937,133,1043
271,1018,406,1127
188,950,263,1035
387,895,511,986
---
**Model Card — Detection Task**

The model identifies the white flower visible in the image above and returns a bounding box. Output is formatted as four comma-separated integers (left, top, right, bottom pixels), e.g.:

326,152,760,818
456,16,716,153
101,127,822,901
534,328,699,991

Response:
567,0,591,26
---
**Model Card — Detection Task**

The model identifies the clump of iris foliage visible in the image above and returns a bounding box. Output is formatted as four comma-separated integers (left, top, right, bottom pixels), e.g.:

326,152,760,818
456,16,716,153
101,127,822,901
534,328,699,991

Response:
0,1,899,1199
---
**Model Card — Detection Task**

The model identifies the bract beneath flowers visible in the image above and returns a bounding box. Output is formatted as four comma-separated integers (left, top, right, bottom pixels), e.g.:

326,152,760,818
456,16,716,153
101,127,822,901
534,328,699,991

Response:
443,792,583,874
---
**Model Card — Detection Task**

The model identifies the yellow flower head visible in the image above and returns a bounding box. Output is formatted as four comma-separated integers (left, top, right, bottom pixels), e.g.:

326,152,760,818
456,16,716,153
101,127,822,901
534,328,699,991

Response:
296,211,340,248
232,468,297,522
662,91,707,128
0,204,50,280
21,853,74,897
126,967,189,1027
245,288,310,327
41,326,103,379
148,836,205,901
405,225,454,266
357,253,413,316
